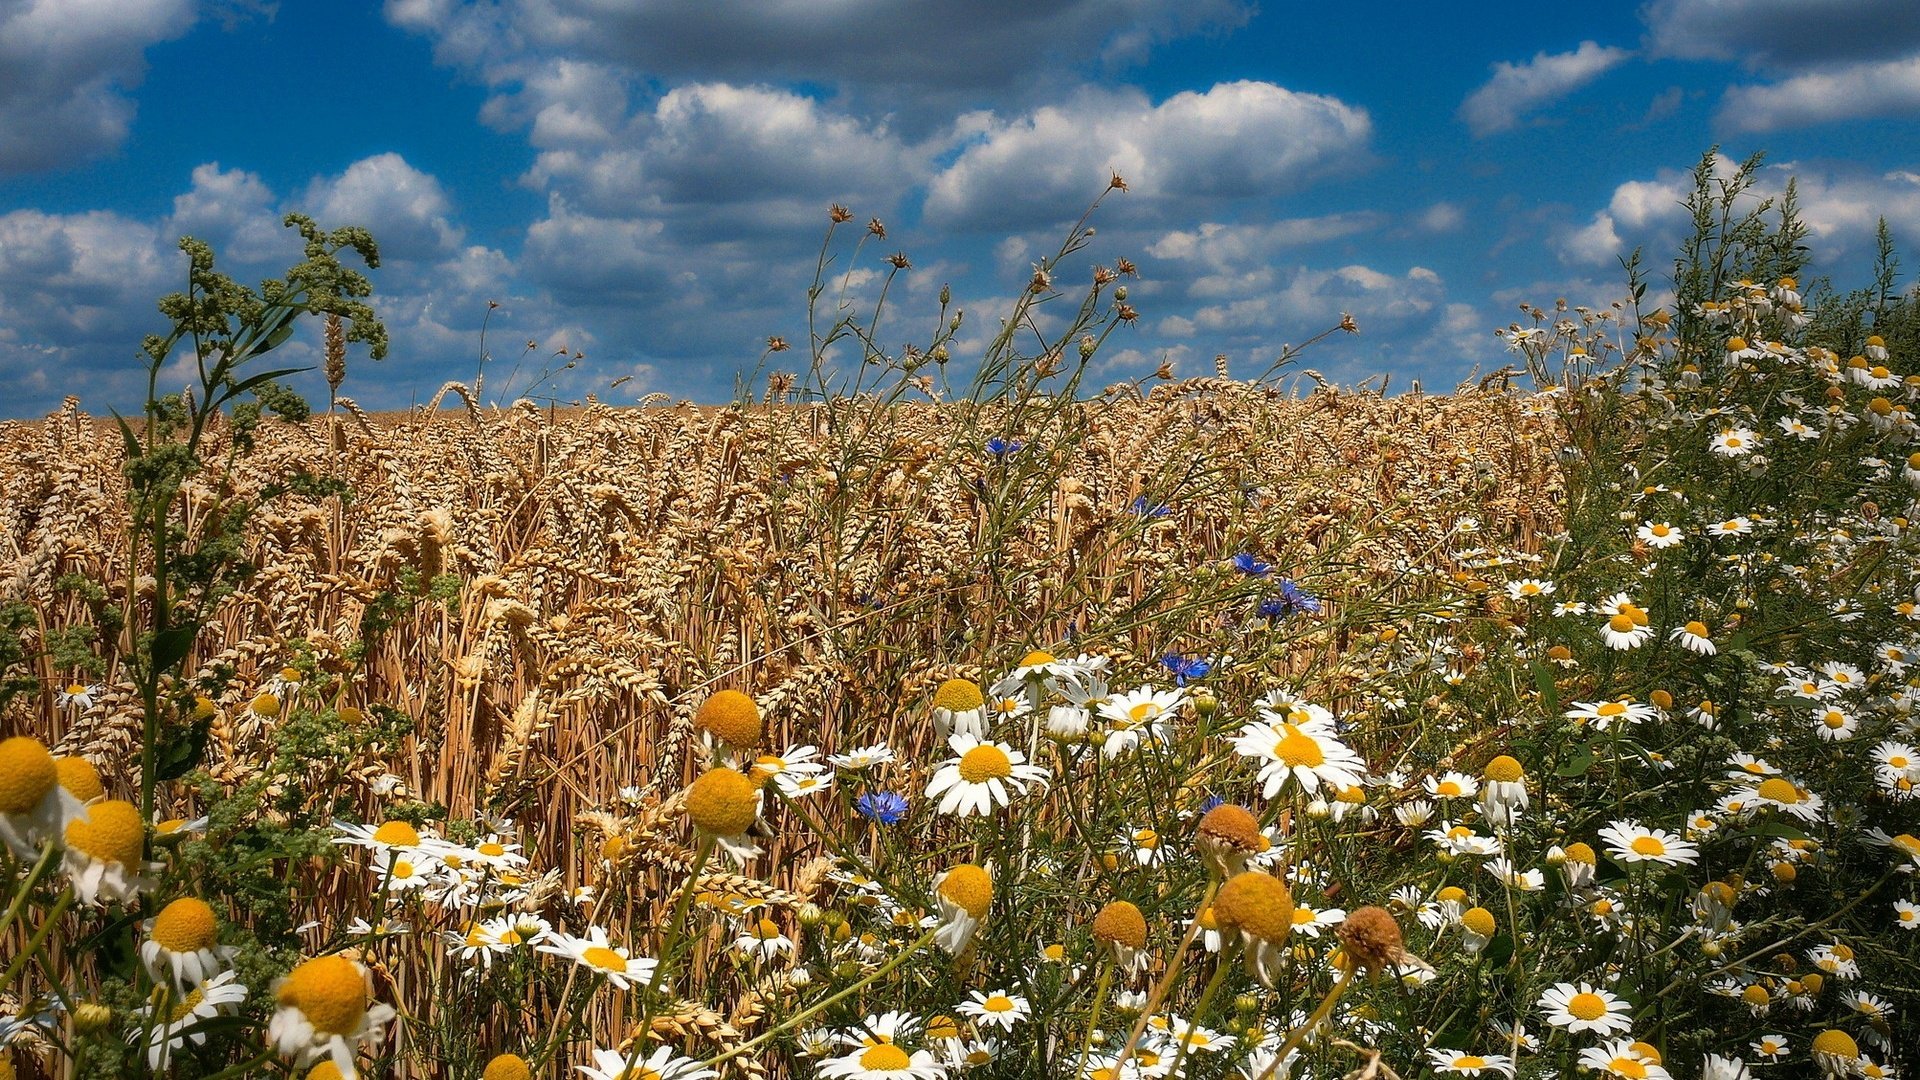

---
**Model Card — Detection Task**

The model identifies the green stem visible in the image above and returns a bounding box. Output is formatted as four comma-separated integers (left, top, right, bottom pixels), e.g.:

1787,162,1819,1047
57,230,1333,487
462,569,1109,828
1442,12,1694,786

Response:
0,886,75,997
0,842,59,942
1074,958,1114,1078
701,926,939,1069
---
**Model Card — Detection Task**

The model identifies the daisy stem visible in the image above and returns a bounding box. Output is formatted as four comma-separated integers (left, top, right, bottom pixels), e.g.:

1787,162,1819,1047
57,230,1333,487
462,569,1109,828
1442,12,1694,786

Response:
1073,957,1113,1078
1259,962,1356,1080
0,885,74,998
1166,952,1232,1078
700,925,940,1069
0,841,59,943
1113,880,1215,1070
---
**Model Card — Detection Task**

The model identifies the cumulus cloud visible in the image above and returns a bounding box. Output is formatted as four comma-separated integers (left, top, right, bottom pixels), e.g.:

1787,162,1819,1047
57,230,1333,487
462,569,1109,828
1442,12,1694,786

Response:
1147,214,1386,264
303,153,464,262
925,82,1373,230
1642,0,1920,68
0,0,199,172
1555,155,1920,269
525,82,925,233
1459,41,1632,138
1718,53,1920,131
385,0,1254,126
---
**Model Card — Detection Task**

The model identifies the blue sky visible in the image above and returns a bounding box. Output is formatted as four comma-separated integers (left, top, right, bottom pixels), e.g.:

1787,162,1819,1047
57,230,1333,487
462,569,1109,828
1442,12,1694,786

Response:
4,0,1920,417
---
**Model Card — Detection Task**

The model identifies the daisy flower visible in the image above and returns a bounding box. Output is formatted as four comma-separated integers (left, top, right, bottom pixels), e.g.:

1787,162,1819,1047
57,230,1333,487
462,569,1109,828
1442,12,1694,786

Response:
735,917,795,961
536,927,658,989
1600,613,1653,650
1288,904,1346,938
830,743,896,770
1231,713,1367,797
1671,621,1716,655
1506,577,1555,601
1564,699,1657,730
1750,1034,1790,1060
1538,981,1633,1036
750,745,826,791
1811,706,1857,741
1706,516,1754,537
0,736,85,857
268,954,397,1078
332,819,432,854
1599,821,1701,867
924,734,1049,817
958,990,1030,1030
577,1045,717,1080
1579,1039,1672,1080
55,683,103,710
141,897,235,990
1426,1048,1516,1076
62,799,157,905
138,970,249,1069
1424,772,1480,799
932,864,992,953
1096,686,1184,758
1008,649,1085,684
1710,428,1761,457
1636,521,1684,548
929,679,992,741
1744,777,1827,822
1893,900,1918,929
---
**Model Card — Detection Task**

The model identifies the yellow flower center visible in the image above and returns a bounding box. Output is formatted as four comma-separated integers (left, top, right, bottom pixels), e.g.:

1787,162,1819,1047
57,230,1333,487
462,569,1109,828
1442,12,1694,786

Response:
1212,872,1293,945
1651,524,1670,537
1608,614,1636,633
695,689,762,748
1133,829,1158,848
251,693,282,718
1272,725,1324,767
168,988,207,1023
859,1046,911,1071
477,842,506,857
1812,1029,1859,1059
1452,1056,1487,1069
1091,900,1149,948
55,757,104,802
151,897,218,952
1631,836,1667,857
957,744,1014,783
581,946,627,972
1484,755,1524,783
1684,621,1708,637
1567,991,1609,1021
482,1054,533,1080
926,1015,960,1040
1434,780,1463,797
1609,1057,1649,1079
937,863,993,917
65,799,145,867
1461,907,1496,937
932,678,985,712
983,994,1014,1012
279,955,368,1035
371,821,422,847
1755,778,1802,804
0,736,57,815
1436,887,1468,904
685,768,759,835
1018,651,1056,669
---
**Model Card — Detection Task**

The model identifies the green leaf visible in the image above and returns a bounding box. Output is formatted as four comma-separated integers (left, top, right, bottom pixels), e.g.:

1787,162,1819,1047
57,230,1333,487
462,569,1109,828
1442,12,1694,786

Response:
1555,743,1595,777
1531,660,1560,713
151,625,196,674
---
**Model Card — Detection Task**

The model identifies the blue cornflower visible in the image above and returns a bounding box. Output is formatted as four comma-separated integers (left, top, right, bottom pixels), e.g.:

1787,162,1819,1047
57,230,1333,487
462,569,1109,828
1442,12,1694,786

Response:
1198,794,1226,814
1231,552,1272,576
855,791,908,824
986,437,1023,457
1258,579,1322,620
1161,653,1212,685
1131,495,1171,517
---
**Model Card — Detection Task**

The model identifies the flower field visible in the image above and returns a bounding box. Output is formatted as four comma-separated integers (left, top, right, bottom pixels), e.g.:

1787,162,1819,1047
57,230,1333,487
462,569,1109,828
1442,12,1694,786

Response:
1,158,1916,1078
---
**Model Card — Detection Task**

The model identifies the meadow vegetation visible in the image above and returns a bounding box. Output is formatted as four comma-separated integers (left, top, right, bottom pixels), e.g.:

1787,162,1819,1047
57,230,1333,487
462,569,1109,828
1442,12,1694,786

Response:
0,152,1914,1079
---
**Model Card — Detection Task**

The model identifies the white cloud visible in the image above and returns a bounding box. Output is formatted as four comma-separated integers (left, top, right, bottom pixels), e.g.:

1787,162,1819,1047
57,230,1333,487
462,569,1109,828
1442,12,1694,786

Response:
1458,41,1631,138
1147,213,1384,264
303,153,464,261
385,0,1254,129
169,163,285,263
925,82,1372,229
1718,53,1920,131
1642,0,1920,68
1417,202,1465,233
0,0,198,171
